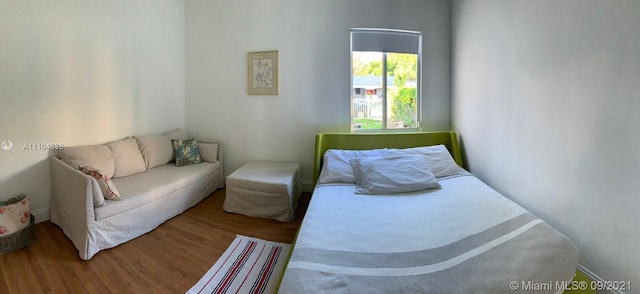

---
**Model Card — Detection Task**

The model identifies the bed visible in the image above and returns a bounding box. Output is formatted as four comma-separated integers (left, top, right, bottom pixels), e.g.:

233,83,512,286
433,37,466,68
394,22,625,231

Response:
278,132,580,293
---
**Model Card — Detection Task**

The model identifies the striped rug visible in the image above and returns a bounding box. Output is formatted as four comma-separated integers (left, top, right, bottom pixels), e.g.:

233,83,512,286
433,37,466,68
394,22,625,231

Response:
187,235,291,294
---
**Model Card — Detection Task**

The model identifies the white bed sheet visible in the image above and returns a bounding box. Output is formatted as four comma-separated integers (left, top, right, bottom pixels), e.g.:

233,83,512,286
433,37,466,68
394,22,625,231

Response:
296,174,527,253
279,173,579,293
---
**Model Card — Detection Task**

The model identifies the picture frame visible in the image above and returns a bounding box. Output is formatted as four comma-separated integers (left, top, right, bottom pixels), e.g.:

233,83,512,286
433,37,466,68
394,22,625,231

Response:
247,50,278,95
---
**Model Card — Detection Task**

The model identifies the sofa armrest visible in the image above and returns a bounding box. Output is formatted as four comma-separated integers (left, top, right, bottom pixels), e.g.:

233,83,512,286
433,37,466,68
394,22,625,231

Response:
50,157,100,225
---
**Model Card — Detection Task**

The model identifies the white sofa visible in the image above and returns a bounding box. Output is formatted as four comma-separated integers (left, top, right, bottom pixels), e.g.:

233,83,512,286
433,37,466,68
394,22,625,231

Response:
50,129,224,260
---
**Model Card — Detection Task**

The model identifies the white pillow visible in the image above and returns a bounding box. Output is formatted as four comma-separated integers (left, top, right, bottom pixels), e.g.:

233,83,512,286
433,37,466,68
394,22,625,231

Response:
163,128,188,161
317,148,385,184
163,128,188,140
351,155,441,194
198,142,219,163
135,135,173,169
107,138,147,178
384,145,462,178
58,144,115,178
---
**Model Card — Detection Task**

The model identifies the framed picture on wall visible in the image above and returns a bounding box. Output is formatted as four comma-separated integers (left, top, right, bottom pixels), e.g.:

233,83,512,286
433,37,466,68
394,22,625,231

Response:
247,50,278,95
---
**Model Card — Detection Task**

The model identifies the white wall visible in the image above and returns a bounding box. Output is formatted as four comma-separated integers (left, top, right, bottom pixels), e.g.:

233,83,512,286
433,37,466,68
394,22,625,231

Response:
0,0,186,222
185,0,452,188
453,0,640,286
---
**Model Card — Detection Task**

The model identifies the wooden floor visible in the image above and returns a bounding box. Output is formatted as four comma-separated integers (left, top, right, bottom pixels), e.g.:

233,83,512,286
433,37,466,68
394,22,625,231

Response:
0,189,311,294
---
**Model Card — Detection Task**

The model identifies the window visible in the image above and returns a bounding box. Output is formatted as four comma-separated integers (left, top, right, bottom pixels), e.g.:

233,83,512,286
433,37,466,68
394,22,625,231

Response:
350,29,421,130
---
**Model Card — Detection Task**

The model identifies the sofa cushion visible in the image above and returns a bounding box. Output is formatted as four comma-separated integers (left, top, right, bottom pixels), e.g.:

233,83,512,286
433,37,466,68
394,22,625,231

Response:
58,145,115,178
136,135,173,170
163,128,188,140
164,128,188,161
198,142,219,163
172,139,203,166
95,161,220,220
107,138,147,178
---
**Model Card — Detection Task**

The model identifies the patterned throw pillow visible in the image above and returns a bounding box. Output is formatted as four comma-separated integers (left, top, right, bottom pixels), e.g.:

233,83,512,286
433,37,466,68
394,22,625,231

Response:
0,194,31,237
172,138,203,166
79,166,122,201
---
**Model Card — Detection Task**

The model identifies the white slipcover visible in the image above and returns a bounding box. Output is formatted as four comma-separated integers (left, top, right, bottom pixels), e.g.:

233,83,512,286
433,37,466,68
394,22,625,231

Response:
50,157,224,260
224,161,301,222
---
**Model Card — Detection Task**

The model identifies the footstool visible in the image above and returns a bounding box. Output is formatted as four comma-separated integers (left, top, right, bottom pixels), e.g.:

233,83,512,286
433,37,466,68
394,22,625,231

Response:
224,161,302,222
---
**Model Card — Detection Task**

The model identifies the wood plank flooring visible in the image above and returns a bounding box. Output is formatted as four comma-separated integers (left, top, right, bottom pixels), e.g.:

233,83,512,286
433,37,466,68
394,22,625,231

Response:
0,189,311,294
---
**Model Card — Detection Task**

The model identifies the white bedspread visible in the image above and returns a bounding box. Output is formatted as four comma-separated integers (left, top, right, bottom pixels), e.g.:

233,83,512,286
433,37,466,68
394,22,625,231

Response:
279,174,578,293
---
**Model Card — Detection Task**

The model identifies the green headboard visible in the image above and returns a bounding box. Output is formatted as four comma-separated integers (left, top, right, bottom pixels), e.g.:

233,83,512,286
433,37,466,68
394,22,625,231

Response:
313,131,464,186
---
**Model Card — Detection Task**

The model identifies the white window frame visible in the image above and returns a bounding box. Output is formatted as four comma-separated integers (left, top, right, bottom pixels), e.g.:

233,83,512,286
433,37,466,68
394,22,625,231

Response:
350,28,422,132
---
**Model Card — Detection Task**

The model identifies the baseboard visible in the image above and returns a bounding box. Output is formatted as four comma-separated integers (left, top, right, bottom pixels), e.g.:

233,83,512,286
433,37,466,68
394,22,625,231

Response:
32,207,50,224
578,264,625,294
301,181,313,193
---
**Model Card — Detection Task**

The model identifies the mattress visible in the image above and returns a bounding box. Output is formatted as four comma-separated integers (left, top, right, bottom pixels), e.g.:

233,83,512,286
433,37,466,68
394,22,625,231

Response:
278,173,579,293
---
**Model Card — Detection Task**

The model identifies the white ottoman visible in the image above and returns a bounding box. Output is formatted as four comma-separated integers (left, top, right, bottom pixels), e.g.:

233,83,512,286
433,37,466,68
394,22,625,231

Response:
224,161,302,222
